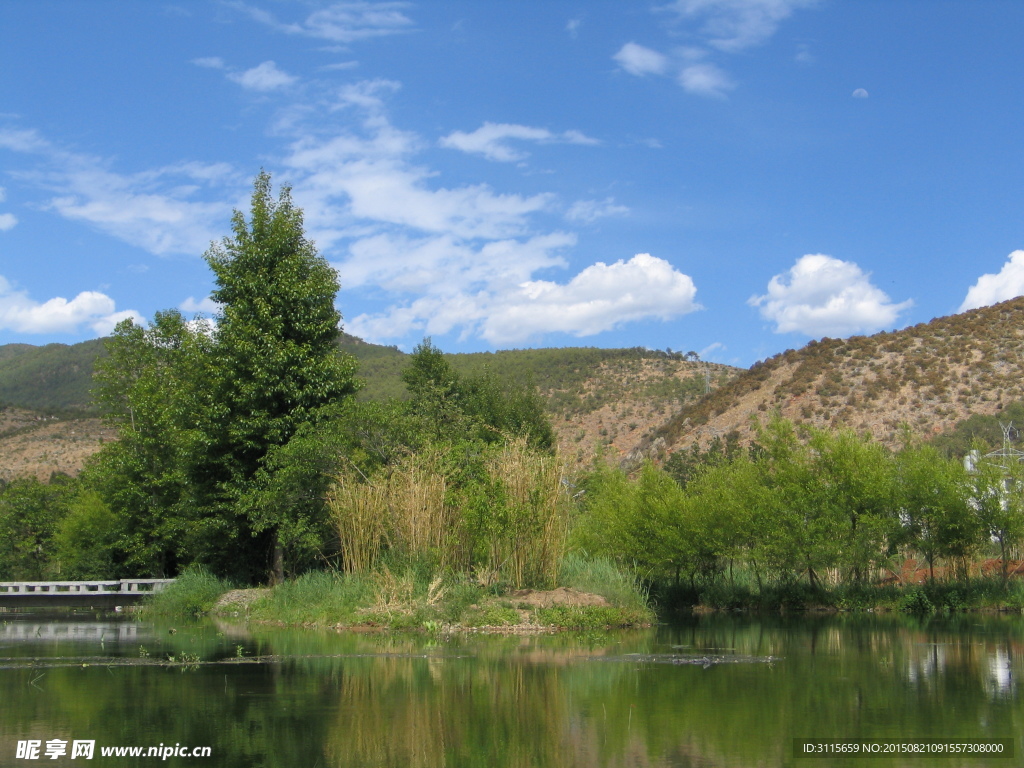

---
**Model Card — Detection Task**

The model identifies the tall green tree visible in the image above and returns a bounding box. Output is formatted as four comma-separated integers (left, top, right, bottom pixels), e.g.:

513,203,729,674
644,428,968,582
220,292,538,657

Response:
965,442,1024,582
91,310,215,576
894,444,974,581
204,171,358,582
92,172,358,583
807,427,897,583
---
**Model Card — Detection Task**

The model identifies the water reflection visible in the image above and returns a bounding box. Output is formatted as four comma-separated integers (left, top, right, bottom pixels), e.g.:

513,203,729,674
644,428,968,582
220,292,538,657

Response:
0,613,1021,767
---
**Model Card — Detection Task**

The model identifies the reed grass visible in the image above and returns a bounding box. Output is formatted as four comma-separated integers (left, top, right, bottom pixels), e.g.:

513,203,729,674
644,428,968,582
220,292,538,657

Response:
326,469,387,574
328,438,574,589
484,438,572,588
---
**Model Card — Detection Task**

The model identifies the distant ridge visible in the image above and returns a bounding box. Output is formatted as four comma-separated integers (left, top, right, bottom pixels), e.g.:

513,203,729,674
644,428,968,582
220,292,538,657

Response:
0,332,741,477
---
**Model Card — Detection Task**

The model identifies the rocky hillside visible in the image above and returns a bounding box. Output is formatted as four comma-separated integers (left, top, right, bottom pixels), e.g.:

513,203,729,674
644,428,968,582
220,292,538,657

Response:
633,296,1024,461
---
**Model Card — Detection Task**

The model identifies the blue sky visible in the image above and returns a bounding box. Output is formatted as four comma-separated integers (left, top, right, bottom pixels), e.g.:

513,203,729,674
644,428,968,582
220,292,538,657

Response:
1,1,1023,366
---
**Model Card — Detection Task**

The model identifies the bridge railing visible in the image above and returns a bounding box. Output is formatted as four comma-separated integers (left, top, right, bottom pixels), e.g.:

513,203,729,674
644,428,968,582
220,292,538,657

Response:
0,579,175,595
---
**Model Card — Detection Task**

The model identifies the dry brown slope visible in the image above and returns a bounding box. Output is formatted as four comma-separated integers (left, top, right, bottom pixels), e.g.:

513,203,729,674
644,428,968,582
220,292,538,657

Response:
0,408,115,481
548,357,737,465
634,296,1024,459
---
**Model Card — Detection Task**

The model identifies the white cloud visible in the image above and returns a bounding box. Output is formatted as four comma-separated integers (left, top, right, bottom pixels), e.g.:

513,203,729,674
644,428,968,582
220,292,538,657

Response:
795,44,814,64
320,61,360,71
91,310,147,336
284,109,553,243
0,275,143,335
613,42,669,76
960,250,1024,312
852,88,869,98
565,197,629,223
614,44,735,98
700,341,725,358
180,296,220,314
0,127,238,256
228,61,297,91
679,63,735,97
47,167,234,255
0,127,49,153
338,231,573,294
749,253,912,337
616,1,817,97
2,77,693,348
481,254,700,344
567,18,582,38
439,122,599,163
347,253,699,345
665,0,818,53
232,1,414,44
192,56,225,69
0,213,16,231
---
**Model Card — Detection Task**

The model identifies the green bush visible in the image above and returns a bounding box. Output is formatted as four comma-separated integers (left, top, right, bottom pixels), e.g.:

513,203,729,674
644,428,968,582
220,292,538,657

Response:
899,588,934,614
144,567,232,617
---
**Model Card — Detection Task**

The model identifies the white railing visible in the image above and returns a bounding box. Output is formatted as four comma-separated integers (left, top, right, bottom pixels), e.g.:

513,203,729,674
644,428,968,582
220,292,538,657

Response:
0,579,175,595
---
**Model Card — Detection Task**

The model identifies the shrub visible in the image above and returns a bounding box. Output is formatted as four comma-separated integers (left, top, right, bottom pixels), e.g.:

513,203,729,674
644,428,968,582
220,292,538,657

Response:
899,588,934,614
144,567,232,617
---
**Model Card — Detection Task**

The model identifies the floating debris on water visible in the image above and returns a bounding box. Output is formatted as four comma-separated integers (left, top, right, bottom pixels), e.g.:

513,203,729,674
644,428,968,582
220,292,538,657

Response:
590,653,779,668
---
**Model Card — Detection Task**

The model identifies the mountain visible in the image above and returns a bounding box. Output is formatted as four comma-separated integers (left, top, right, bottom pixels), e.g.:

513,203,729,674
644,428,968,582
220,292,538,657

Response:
633,296,1024,461
7,296,1024,481
0,334,741,479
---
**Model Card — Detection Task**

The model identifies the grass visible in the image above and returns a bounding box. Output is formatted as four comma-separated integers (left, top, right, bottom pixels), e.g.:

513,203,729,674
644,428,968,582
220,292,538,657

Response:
557,552,652,614
143,567,233,618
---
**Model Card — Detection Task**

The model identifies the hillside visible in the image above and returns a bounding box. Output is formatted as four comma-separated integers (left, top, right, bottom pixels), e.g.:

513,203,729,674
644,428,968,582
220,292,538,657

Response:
633,296,1024,462
0,339,106,414
0,335,740,479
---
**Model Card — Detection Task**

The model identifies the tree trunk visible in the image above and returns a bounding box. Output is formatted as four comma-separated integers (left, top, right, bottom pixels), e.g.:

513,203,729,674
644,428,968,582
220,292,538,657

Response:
272,531,285,586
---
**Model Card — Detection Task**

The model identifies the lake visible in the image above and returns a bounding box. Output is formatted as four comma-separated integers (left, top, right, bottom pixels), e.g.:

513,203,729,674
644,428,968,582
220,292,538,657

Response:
0,611,1020,766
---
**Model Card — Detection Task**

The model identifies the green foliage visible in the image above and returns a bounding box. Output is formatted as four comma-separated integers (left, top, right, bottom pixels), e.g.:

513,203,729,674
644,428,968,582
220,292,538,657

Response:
143,566,232,617
930,401,1024,458
402,338,554,449
899,587,934,614
465,603,520,627
893,443,976,579
247,570,374,626
91,310,219,576
89,172,360,583
0,476,70,579
576,415,1003,610
51,489,118,579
